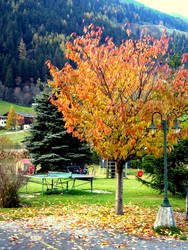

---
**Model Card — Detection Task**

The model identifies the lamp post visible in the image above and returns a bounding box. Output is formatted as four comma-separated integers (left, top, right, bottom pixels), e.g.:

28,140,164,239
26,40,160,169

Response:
148,111,181,228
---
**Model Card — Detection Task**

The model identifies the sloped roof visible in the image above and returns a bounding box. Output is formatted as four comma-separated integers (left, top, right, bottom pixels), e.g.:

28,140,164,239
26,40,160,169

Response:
20,159,32,164
3,112,34,118
16,112,34,118
0,115,6,119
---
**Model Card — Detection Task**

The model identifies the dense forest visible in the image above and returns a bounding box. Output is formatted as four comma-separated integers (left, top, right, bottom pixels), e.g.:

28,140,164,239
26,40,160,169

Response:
1,0,188,105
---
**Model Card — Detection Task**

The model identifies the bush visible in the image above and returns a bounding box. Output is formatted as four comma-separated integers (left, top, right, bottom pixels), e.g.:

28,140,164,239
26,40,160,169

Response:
0,135,14,150
135,139,188,196
0,160,26,208
0,149,29,161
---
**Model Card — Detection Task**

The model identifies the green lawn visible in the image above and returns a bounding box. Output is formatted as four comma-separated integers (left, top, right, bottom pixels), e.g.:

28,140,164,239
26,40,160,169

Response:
1,171,186,240
0,100,34,114
0,130,30,147
0,130,30,143
19,172,186,211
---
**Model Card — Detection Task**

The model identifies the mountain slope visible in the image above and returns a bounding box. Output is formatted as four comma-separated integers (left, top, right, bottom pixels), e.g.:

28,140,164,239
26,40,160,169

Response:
0,100,34,114
0,0,188,105
171,13,188,23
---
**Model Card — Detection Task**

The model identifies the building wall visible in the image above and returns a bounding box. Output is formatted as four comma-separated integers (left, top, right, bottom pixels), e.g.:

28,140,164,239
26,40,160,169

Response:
2,112,34,130
0,118,6,127
23,124,31,130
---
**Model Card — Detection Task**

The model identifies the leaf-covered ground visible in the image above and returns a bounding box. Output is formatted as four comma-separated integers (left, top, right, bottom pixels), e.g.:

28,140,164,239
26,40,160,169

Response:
0,203,187,241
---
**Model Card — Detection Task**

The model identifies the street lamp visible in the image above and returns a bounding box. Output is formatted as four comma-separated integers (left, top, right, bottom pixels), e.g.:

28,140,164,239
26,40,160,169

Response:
148,111,181,228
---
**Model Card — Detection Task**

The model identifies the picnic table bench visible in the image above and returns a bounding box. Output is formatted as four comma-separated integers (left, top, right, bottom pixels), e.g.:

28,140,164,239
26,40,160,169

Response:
67,165,95,175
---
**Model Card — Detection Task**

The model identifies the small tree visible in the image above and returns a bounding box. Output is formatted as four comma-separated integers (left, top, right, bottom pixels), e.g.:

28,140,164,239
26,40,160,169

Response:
6,106,18,130
25,87,92,172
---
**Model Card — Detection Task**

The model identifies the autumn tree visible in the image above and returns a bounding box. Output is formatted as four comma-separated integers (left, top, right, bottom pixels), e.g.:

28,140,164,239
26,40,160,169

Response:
18,38,27,60
6,106,18,130
47,25,188,215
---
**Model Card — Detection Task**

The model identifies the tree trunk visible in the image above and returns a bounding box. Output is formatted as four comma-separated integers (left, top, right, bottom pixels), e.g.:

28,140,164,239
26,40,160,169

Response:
124,162,128,178
115,160,124,215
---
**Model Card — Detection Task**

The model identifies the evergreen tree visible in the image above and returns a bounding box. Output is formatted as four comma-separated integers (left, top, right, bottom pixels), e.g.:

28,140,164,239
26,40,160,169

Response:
135,139,188,196
4,67,14,89
168,41,182,70
25,88,92,172
6,106,17,130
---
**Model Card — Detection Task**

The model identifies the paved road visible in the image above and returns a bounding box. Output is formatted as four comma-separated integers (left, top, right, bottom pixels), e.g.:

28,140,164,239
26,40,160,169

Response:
0,217,187,250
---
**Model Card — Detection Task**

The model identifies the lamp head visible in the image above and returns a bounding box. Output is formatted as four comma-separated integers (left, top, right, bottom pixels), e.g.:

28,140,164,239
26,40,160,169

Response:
148,120,157,134
172,118,181,134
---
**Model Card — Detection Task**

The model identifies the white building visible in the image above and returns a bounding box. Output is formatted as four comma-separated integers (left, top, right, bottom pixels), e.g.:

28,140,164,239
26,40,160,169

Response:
0,115,6,128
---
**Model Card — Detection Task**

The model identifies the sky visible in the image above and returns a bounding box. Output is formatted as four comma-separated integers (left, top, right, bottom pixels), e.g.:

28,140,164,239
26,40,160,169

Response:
136,0,188,19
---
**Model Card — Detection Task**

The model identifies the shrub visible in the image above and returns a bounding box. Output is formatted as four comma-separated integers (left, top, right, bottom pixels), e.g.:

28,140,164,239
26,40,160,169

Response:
0,160,26,208
154,225,187,240
0,135,14,150
135,139,188,196
0,149,29,161
155,225,181,235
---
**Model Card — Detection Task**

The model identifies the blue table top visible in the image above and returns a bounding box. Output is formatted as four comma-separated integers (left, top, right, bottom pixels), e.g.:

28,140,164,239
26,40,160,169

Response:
25,173,94,179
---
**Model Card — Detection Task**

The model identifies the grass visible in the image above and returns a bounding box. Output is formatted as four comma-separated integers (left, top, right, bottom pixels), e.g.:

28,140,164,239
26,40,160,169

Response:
18,169,186,211
0,100,34,114
0,164,185,222
0,100,33,146
0,130,30,144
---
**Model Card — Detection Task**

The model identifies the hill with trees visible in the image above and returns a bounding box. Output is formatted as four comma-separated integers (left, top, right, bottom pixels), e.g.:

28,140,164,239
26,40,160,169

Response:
1,0,188,105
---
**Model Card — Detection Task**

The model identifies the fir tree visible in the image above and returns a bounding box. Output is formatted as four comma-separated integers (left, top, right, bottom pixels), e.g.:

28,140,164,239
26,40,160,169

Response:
134,139,188,196
25,88,92,172
4,67,14,88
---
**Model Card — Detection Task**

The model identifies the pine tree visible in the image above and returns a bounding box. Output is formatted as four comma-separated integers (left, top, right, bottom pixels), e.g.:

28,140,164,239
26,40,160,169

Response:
4,67,14,88
6,106,17,130
135,139,188,196
25,88,92,172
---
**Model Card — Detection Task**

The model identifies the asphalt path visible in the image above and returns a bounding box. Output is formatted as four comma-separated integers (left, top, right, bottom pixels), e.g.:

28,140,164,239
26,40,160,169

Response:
0,217,187,250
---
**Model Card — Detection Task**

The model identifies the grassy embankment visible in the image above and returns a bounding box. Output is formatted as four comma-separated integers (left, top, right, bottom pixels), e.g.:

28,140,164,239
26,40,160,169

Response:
0,100,34,114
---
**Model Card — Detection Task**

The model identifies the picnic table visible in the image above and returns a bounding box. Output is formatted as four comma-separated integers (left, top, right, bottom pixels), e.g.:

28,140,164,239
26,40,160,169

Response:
25,171,95,195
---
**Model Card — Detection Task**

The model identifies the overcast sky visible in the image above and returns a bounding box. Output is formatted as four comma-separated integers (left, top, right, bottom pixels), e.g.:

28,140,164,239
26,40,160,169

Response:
136,0,188,19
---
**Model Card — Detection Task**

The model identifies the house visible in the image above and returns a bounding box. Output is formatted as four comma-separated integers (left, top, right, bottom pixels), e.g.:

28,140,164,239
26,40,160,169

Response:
3,112,34,130
15,112,34,130
0,115,7,128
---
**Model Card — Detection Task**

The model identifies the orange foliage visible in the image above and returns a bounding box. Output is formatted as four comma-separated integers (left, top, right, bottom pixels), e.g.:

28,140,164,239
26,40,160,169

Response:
47,26,188,162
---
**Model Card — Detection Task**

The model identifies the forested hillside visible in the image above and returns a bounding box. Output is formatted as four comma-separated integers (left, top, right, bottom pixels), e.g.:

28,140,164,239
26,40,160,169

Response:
1,0,188,105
